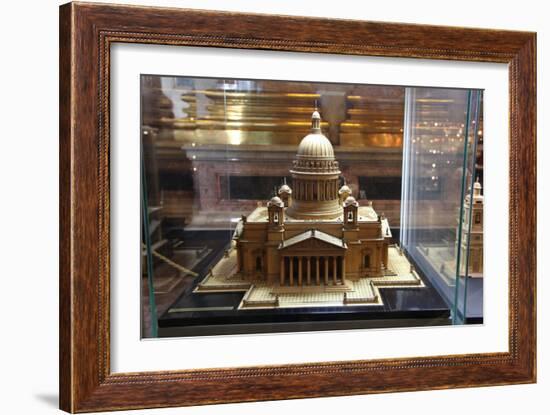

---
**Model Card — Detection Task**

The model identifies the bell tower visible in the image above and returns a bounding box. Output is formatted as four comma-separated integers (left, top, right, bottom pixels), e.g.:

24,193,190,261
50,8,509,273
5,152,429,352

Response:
267,196,284,227
343,196,359,227
278,178,292,207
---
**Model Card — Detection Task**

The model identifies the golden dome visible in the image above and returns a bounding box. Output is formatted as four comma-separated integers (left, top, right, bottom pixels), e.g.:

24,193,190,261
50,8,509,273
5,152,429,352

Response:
267,196,284,207
296,111,335,159
286,110,342,220
473,178,483,202
344,196,359,207
278,184,292,194
296,134,335,158
338,184,351,195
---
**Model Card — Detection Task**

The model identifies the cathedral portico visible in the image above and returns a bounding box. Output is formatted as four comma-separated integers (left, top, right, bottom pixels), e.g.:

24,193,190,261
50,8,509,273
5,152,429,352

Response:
277,229,347,287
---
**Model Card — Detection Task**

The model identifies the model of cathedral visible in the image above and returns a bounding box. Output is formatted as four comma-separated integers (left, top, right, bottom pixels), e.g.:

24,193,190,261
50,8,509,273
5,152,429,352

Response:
458,178,484,277
233,111,392,288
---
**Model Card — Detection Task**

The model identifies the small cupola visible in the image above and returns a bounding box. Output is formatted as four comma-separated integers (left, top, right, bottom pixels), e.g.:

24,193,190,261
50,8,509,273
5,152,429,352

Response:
338,180,352,205
278,178,293,207
267,196,284,226
343,196,359,226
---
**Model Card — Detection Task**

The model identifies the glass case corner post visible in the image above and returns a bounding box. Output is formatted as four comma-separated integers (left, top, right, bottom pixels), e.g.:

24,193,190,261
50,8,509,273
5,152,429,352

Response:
400,87,416,251
141,140,159,338
400,87,482,326
452,90,482,324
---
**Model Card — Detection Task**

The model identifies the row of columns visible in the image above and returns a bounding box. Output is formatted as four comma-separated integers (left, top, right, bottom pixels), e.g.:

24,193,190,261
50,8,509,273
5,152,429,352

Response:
279,255,345,286
294,179,338,202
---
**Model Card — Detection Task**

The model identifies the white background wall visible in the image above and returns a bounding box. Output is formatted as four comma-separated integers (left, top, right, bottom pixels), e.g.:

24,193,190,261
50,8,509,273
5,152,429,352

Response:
0,0,546,414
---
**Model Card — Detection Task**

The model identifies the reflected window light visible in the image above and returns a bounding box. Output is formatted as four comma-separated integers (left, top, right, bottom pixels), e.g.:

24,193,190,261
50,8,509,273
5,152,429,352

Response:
227,130,243,145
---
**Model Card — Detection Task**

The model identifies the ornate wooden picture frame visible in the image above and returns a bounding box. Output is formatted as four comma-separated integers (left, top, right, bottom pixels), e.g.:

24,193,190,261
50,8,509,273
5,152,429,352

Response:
59,2,536,412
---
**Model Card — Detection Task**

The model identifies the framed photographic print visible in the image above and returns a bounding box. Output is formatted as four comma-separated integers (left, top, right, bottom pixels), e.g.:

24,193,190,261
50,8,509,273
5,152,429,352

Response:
59,2,536,412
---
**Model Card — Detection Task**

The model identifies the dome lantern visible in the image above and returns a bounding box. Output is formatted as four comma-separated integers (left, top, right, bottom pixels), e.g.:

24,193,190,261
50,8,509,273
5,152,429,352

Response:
311,110,321,132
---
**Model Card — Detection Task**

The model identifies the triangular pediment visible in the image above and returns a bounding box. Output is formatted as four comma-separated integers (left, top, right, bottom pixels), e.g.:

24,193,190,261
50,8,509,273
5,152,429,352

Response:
279,229,347,250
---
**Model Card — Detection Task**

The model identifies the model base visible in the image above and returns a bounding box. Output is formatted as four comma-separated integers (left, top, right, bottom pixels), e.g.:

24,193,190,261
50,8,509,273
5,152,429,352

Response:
195,244,423,309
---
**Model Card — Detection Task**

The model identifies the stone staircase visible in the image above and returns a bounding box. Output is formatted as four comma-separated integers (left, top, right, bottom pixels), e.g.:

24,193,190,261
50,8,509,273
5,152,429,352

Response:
271,282,353,294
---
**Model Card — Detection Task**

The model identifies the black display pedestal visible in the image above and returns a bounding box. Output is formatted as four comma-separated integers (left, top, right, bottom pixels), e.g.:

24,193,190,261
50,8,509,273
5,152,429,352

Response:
158,285,451,337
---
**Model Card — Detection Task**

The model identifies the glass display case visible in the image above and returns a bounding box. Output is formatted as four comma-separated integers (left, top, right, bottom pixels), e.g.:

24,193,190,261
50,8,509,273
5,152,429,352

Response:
140,75,483,338
400,87,483,324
